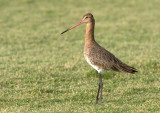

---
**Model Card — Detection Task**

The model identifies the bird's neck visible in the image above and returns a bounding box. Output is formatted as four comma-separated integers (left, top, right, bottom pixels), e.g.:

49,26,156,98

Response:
85,22,95,46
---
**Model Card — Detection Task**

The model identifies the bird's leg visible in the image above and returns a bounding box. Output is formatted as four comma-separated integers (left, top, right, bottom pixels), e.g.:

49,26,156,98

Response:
95,80,100,104
95,73,103,104
99,73,103,104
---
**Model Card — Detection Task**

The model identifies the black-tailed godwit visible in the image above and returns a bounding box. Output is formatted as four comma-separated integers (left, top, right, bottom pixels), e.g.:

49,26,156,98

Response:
61,13,137,104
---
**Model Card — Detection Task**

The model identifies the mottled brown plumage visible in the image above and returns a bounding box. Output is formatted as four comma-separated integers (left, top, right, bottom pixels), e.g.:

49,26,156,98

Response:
84,41,137,74
61,13,137,104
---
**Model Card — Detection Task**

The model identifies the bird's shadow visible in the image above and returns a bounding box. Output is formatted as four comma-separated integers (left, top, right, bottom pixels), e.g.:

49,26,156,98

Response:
86,70,116,80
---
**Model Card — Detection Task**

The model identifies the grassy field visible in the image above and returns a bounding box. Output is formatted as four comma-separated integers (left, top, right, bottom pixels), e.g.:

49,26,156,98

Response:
0,0,160,112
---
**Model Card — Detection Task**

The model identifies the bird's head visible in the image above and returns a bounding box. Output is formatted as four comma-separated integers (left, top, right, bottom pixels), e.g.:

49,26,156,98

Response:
82,13,95,24
60,13,95,34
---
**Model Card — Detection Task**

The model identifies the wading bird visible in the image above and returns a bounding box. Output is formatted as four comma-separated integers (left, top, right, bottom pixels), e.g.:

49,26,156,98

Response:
61,13,137,104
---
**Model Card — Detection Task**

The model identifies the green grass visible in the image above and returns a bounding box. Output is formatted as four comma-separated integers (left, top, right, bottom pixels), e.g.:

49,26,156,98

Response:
0,0,160,112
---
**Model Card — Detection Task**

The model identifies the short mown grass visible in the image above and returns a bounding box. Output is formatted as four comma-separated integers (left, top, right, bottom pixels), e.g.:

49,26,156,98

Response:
0,0,160,112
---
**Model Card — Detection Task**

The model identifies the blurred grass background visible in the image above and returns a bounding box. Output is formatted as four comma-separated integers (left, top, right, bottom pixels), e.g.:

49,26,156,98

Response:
0,0,160,112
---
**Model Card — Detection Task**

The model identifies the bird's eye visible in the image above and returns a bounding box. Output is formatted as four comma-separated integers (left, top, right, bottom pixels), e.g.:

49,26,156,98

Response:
85,16,88,19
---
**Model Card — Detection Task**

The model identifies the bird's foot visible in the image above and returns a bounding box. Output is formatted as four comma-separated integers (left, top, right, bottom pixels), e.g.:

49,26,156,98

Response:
95,99,98,104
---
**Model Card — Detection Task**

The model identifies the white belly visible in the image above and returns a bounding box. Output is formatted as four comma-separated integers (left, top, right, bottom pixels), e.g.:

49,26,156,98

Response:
85,56,106,74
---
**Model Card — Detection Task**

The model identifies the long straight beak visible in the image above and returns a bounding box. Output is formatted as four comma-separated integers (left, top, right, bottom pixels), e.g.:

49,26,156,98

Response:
60,21,84,34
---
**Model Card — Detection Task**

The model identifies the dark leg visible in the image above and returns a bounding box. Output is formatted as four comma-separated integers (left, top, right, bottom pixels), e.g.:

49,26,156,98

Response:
99,73,103,104
95,73,103,104
95,81,100,104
